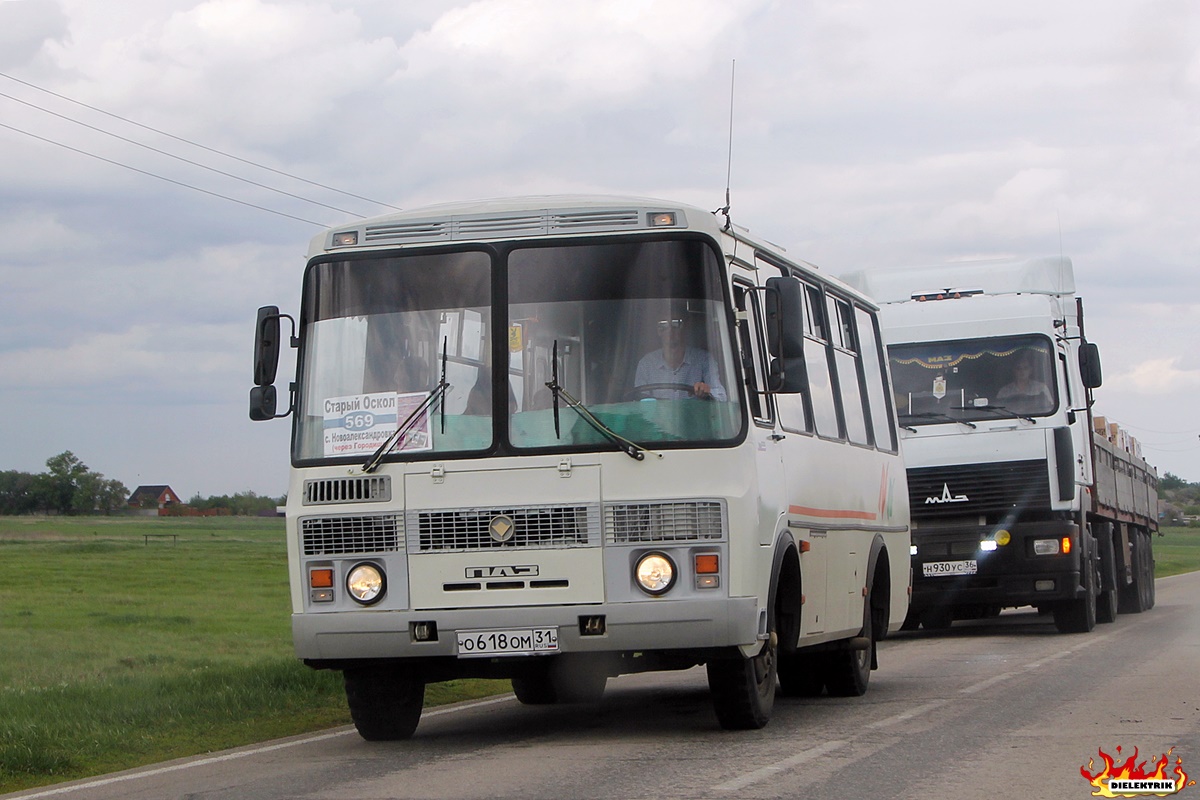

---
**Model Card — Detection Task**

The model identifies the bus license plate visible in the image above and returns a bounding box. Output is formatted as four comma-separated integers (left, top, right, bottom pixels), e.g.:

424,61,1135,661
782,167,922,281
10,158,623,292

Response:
923,560,978,577
456,627,559,658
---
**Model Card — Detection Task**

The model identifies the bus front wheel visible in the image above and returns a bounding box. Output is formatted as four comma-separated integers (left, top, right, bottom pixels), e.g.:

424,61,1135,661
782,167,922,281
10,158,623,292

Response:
707,637,777,730
343,665,425,741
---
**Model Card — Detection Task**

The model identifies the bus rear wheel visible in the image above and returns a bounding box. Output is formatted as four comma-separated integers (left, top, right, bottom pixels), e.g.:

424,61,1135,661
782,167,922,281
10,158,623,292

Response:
343,665,425,741
707,637,777,730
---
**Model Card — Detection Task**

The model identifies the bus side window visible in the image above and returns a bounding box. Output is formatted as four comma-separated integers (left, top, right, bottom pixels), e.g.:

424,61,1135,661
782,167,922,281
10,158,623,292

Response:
854,305,897,452
733,281,772,425
829,297,869,445
804,283,840,438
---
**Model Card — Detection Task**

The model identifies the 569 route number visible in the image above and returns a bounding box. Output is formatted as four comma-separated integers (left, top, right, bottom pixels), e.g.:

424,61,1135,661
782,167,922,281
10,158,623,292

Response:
456,627,558,658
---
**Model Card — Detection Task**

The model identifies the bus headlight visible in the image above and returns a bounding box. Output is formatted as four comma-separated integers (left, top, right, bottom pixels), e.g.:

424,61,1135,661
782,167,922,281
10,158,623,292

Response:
347,563,386,605
635,552,676,596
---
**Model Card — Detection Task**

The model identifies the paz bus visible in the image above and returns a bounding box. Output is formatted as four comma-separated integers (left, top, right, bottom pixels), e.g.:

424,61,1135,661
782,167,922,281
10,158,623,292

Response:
249,195,910,738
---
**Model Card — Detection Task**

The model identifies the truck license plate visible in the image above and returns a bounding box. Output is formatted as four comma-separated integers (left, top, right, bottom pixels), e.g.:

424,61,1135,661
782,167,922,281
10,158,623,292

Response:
923,560,978,577
456,627,559,658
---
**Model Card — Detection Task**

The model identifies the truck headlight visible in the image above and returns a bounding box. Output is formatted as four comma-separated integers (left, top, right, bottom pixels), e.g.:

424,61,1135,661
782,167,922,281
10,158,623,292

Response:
347,563,386,605
635,552,676,596
1032,539,1060,556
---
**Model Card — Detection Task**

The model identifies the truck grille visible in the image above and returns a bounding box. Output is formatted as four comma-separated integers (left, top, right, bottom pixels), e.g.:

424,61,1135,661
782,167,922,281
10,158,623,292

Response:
604,500,726,543
301,514,402,556
908,460,1051,521
408,505,598,552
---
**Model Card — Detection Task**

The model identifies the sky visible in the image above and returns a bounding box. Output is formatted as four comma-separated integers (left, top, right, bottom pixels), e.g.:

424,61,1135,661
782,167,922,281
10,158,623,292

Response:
1,0,1198,499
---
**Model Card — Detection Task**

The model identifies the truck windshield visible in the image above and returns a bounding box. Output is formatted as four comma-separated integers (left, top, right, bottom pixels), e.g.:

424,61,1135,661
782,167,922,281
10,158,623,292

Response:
888,334,1058,424
293,238,742,463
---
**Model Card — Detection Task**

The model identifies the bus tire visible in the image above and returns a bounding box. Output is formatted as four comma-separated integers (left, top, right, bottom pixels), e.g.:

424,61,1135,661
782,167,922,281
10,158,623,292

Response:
707,639,777,730
825,586,876,697
778,650,826,697
343,665,425,741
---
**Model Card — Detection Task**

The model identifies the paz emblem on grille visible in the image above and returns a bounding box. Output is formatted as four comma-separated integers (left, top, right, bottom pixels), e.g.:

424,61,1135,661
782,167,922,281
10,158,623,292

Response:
489,514,516,543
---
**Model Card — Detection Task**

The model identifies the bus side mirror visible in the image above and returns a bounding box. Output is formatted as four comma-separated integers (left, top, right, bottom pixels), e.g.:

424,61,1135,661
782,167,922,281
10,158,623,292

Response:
253,305,281,387
764,276,806,393
249,385,278,421
1079,342,1102,389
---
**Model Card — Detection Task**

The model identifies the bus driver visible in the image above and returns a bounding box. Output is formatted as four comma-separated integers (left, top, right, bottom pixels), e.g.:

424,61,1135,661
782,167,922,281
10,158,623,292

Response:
633,305,727,401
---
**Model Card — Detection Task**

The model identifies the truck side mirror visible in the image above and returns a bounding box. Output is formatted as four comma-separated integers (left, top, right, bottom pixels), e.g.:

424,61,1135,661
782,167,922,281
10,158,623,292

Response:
254,305,282,387
764,276,807,393
1079,341,1102,389
249,385,278,421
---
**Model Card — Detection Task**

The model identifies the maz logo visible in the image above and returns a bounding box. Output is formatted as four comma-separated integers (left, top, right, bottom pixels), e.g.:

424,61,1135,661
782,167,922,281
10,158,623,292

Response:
925,484,969,504
465,565,539,579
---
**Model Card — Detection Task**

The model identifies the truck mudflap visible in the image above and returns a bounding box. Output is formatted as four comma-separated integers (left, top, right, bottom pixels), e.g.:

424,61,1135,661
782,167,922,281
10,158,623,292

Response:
909,520,1081,614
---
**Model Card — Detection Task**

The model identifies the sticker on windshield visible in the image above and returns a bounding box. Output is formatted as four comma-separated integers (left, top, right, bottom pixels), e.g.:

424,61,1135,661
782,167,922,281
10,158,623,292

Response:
323,392,433,457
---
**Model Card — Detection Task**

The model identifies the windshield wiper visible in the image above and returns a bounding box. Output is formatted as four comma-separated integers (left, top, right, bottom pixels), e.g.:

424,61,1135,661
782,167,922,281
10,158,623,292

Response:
544,340,657,462
362,339,450,474
900,411,977,430
954,404,1036,425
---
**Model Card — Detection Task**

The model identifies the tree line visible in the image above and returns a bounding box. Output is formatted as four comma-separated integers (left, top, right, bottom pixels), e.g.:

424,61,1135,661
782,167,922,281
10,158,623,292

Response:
0,451,128,515
0,451,285,516
1159,472,1200,524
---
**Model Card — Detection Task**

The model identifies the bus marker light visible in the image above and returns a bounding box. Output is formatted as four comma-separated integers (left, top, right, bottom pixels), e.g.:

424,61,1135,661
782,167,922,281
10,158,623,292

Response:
648,211,677,227
310,568,334,589
1061,536,1072,554
695,554,719,574
331,231,358,246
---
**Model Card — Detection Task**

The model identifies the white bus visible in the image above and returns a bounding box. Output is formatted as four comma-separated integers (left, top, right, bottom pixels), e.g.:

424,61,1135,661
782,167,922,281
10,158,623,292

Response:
249,195,910,738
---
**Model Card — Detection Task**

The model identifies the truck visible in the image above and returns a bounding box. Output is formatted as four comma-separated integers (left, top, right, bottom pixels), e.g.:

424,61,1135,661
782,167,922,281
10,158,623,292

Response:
841,256,1156,634
249,195,911,738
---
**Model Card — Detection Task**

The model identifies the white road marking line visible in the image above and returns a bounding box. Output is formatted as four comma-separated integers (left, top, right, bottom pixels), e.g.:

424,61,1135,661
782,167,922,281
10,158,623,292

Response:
863,699,948,729
714,740,848,792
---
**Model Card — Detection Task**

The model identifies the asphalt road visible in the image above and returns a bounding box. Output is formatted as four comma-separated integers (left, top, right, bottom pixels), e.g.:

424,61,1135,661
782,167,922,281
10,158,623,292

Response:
8,571,1199,800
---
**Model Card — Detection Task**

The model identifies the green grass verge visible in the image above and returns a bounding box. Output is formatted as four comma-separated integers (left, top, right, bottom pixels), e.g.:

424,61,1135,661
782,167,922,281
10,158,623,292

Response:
0,516,508,794
1,516,1196,794
1152,525,1200,578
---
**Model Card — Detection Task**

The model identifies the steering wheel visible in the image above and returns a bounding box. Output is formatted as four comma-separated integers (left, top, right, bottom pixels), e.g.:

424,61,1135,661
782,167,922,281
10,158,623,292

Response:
624,382,703,401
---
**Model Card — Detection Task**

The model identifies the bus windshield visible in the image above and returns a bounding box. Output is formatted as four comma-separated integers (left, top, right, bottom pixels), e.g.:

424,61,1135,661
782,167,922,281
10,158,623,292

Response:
888,334,1058,424
293,238,743,463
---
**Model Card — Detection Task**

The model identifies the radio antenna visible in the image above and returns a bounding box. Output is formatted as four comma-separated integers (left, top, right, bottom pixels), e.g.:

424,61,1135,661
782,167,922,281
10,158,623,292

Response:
718,59,736,229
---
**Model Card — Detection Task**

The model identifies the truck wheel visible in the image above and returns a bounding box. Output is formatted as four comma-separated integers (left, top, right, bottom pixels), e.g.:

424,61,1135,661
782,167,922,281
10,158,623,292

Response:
707,638,777,730
344,666,425,741
1139,529,1156,611
1053,535,1097,634
1095,525,1118,624
1118,527,1146,614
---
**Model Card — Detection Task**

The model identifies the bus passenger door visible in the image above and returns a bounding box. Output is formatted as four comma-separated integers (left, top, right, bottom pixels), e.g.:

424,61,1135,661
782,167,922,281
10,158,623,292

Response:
732,279,784,548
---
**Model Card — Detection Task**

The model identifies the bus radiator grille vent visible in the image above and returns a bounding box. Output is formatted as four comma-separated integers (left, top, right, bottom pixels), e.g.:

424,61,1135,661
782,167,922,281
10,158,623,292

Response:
604,500,726,544
301,514,402,556
302,476,391,505
409,505,599,552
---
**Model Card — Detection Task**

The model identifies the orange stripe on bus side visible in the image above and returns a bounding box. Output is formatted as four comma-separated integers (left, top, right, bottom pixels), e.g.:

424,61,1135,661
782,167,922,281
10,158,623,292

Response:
788,505,878,521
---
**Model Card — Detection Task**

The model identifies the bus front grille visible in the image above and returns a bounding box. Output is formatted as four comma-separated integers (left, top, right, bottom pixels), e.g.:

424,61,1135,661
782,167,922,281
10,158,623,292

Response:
409,505,598,552
604,500,726,543
301,514,402,556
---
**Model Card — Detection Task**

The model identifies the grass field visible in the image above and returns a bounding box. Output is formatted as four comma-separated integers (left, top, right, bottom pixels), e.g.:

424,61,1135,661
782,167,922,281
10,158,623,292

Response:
0,516,1196,794
0,516,508,794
